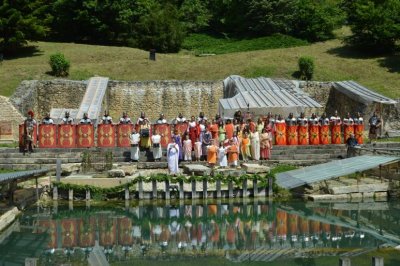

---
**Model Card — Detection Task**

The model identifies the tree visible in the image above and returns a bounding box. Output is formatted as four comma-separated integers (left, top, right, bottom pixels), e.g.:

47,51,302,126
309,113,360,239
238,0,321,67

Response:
0,0,48,53
179,0,211,32
49,52,70,77
345,0,400,53
136,4,185,52
291,0,345,42
298,56,315,80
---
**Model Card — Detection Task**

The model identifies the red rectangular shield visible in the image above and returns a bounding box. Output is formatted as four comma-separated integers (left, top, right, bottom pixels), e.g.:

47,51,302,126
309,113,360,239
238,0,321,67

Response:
19,124,37,148
38,124,57,148
98,124,116,147
77,124,94,148
61,219,78,248
117,124,134,147
58,125,76,148
153,124,171,148
174,123,188,136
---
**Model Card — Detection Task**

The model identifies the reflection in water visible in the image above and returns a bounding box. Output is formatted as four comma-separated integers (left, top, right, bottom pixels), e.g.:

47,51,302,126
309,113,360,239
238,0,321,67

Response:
1,200,400,265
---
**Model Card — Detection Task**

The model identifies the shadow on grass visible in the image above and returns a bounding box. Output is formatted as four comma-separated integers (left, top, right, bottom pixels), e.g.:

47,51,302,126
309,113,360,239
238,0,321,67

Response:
327,45,384,59
378,54,400,73
2,45,43,60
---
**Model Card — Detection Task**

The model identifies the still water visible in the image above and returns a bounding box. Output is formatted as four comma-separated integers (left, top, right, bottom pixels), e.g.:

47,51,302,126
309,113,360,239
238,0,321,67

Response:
1,199,400,266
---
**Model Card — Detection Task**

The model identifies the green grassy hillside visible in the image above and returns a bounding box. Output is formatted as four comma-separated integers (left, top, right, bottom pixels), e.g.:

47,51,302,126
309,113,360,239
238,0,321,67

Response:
0,35,399,98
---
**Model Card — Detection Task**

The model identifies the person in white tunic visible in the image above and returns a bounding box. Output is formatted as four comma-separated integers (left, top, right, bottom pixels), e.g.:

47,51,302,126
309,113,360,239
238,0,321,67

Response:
167,141,180,175
130,129,140,162
151,130,162,161
217,142,228,167
250,131,260,160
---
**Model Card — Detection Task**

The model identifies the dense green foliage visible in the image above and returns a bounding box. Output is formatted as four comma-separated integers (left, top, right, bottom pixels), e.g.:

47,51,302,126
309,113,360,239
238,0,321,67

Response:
182,34,308,55
2,0,399,55
344,0,400,53
0,0,48,53
49,52,70,76
298,56,315,80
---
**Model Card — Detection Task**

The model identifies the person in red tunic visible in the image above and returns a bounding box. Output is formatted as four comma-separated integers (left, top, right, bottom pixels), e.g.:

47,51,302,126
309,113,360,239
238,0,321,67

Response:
225,119,234,140
188,116,198,148
209,119,219,141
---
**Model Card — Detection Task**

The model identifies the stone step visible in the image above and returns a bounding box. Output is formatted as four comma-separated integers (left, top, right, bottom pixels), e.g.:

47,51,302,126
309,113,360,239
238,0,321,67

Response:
0,157,81,164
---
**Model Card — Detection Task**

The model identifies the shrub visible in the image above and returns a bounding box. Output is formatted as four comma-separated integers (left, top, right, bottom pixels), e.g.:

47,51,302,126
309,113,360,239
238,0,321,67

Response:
298,56,314,80
49,53,70,77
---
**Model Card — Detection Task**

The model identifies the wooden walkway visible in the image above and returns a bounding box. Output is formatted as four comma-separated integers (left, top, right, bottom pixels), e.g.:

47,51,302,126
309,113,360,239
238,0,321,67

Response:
276,155,400,189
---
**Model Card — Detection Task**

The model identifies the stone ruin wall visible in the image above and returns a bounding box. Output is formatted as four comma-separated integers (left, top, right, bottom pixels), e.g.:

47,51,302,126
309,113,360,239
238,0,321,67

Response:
10,79,223,122
106,80,223,122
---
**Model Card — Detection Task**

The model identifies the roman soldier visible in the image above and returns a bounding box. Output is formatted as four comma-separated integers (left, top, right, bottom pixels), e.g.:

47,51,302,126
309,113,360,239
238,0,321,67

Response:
80,113,92,124
101,110,113,124
308,113,320,145
343,112,354,142
286,113,298,145
354,112,364,144
297,112,309,145
156,113,167,124
319,113,330,144
119,112,132,124
23,110,37,154
330,110,342,144
62,111,74,124
41,113,54,124
175,113,186,124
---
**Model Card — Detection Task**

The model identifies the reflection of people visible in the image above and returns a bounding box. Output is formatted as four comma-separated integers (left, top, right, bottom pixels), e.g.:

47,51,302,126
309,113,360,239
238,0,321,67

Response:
129,129,140,162
368,112,381,141
346,133,359,158
167,141,180,175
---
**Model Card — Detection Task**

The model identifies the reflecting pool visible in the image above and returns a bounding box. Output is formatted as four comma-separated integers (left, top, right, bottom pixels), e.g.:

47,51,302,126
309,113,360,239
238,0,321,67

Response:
1,199,400,265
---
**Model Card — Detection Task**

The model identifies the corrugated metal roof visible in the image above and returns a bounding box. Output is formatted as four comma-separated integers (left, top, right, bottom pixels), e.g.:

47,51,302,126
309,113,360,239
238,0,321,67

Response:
220,76,322,110
276,155,400,189
0,169,49,184
334,81,397,105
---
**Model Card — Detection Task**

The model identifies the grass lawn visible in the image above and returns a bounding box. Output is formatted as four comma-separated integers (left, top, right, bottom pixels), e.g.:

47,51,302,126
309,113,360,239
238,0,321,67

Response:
0,31,399,98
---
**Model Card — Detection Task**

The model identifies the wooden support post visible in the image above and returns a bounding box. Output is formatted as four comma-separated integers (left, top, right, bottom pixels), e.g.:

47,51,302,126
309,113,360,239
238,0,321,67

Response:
191,180,197,199
216,179,221,198
253,179,258,197
339,257,351,266
152,180,157,199
179,180,184,199
125,187,129,200
138,180,144,200
242,178,248,198
86,189,90,201
228,181,234,198
203,179,207,199
68,189,73,201
268,176,273,198
165,180,170,200
372,257,384,266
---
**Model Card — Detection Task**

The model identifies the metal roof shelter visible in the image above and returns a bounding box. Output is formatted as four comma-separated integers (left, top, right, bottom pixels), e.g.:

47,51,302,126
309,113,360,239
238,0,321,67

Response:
219,75,322,118
276,155,400,189
334,81,397,105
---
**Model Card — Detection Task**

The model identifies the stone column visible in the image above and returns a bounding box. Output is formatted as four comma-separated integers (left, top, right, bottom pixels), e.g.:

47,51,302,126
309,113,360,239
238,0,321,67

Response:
53,186,58,200
125,187,130,200
253,179,258,197
216,179,221,198
179,181,184,199
339,257,351,266
242,178,248,198
152,180,157,199
138,180,144,200
68,189,73,201
191,180,197,199
372,257,384,266
203,179,207,199
86,190,91,201
165,180,170,200
228,181,234,198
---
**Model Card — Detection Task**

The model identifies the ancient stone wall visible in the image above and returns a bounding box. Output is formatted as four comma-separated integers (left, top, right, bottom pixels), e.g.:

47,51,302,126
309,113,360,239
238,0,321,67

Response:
106,80,223,121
